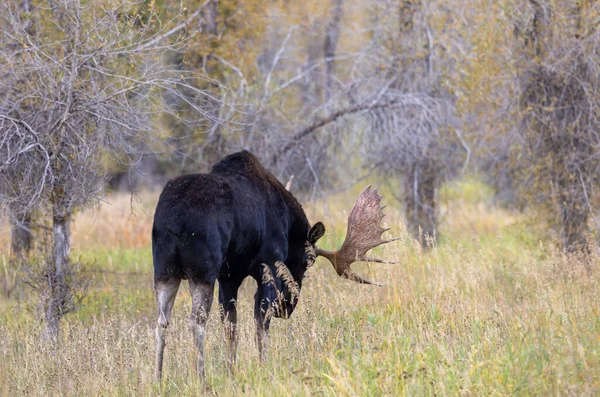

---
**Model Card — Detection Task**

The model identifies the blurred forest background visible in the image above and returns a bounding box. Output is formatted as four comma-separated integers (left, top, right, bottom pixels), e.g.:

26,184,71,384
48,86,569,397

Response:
4,0,600,254
1,0,600,395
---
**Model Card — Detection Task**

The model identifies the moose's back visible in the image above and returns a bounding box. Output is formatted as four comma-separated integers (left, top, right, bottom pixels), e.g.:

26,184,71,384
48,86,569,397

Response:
151,151,294,283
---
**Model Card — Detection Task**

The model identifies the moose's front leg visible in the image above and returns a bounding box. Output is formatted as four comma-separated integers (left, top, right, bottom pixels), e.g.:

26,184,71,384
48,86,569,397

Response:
255,242,287,361
254,263,285,362
254,286,273,362
189,279,215,377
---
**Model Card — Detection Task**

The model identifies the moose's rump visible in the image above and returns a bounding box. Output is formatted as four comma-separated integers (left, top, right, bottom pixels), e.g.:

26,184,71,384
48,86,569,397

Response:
152,174,235,283
151,153,295,284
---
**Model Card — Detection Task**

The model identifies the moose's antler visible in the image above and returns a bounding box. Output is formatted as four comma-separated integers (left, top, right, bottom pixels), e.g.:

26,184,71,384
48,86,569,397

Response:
315,186,400,286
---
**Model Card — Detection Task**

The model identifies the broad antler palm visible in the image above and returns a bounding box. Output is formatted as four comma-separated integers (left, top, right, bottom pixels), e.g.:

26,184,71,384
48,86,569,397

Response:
316,186,400,286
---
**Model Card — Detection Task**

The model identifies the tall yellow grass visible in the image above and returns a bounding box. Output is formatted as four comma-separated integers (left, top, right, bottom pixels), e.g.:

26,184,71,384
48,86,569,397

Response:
1,182,599,396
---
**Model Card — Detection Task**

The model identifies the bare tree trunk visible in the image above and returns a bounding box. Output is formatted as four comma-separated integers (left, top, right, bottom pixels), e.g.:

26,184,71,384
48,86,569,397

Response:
8,1,36,261
3,211,31,298
556,170,590,252
324,0,343,102
560,199,589,252
199,0,225,166
399,0,418,34
300,29,324,113
42,209,71,341
403,159,437,248
165,0,223,172
10,212,33,259
518,1,592,252
395,0,437,249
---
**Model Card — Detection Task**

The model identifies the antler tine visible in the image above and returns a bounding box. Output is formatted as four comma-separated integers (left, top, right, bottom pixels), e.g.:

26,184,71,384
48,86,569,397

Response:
285,175,294,191
342,269,383,286
315,185,399,286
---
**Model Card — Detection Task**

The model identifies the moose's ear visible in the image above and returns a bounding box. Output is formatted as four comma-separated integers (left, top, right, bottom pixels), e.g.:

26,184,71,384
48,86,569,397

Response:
308,222,326,244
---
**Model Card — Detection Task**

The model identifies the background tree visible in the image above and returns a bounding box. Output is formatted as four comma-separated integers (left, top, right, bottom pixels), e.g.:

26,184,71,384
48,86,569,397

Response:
0,0,215,338
148,0,267,173
515,0,600,251
360,0,464,247
456,0,600,251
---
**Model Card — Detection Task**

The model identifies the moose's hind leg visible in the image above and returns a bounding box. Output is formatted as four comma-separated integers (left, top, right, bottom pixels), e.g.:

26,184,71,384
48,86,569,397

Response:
155,277,181,382
189,279,215,377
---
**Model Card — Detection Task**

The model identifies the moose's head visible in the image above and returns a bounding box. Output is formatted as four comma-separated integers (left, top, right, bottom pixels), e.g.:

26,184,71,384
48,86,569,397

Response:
269,185,400,318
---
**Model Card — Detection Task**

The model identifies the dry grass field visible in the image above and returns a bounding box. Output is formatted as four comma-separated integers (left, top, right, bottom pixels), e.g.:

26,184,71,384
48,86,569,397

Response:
0,180,599,396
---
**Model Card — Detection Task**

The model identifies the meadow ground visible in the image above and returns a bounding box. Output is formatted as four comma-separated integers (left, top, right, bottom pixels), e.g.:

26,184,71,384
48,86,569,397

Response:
0,181,599,396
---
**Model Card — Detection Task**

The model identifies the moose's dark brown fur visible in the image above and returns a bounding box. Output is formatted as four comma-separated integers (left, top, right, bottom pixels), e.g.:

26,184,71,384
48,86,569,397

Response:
152,151,324,379
152,150,398,380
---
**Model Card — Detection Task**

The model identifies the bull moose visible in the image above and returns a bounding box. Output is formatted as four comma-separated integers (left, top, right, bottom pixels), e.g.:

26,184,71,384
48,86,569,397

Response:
152,151,398,380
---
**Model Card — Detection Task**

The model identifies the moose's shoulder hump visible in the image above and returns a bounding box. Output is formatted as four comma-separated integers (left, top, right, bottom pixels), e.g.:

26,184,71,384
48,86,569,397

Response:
211,151,265,176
